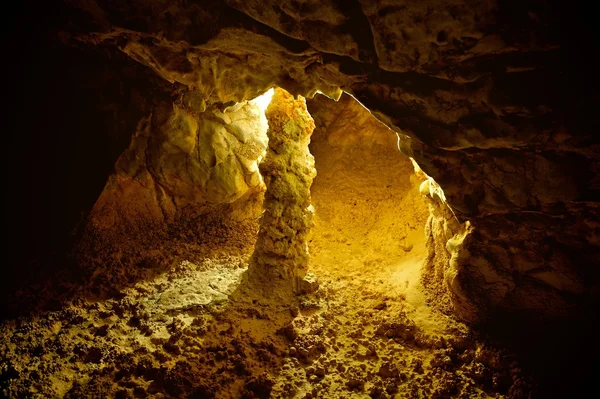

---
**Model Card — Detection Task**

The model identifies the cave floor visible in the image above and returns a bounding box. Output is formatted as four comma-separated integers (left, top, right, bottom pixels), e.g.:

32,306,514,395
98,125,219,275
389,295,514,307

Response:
0,137,531,398
0,246,526,399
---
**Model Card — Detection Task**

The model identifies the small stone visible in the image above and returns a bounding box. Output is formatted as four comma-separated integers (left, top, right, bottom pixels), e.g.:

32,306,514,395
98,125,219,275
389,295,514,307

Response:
298,274,319,294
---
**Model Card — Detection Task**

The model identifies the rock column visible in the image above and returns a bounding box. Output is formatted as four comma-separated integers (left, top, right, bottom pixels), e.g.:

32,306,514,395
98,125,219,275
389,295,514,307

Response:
247,88,317,295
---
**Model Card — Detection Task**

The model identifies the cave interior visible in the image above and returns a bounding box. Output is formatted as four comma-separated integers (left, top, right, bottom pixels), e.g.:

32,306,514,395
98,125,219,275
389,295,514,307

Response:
2,1,599,398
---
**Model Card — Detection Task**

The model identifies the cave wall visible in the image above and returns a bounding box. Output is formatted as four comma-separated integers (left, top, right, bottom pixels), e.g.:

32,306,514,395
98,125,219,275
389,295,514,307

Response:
86,96,269,239
70,94,271,300
27,0,600,323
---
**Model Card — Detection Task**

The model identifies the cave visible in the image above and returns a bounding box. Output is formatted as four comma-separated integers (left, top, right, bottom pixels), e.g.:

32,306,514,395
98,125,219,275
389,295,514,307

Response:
2,1,599,398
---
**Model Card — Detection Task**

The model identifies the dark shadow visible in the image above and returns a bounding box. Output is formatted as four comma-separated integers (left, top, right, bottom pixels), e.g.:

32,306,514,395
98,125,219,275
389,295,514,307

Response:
2,2,168,320
476,305,600,398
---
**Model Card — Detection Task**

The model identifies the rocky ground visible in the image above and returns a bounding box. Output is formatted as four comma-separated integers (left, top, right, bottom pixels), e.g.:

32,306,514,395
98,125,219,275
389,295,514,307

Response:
0,242,530,399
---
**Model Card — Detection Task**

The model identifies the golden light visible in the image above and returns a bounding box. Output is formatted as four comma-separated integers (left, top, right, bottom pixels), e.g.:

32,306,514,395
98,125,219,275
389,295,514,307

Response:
251,87,275,112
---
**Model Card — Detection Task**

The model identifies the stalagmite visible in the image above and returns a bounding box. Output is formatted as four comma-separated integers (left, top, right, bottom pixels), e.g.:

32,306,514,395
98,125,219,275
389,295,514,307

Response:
246,88,318,295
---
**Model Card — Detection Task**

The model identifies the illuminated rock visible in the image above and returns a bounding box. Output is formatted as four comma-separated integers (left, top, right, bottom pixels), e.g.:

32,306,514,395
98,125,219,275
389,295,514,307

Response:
87,96,269,236
247,88,317,295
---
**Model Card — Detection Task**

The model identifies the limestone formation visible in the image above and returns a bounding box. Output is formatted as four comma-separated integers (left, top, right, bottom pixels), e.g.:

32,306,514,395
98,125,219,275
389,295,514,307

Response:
86,95,269,239
247,89,317,295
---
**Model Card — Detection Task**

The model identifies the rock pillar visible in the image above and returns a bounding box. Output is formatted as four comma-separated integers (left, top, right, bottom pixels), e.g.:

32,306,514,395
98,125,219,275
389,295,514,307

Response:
247,88,317,295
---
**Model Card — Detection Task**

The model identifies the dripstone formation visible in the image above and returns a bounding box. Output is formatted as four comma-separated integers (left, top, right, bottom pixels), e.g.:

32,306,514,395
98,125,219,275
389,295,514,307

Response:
247,89,318,296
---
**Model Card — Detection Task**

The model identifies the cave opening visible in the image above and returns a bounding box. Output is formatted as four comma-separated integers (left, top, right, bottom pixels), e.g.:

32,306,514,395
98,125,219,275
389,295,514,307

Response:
306,91,441,317
241,86,453,313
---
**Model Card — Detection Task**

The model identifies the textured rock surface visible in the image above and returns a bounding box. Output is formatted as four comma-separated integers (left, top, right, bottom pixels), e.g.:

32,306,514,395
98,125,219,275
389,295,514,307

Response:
26,0,600,323
247,89,317,295
87,97,268,237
